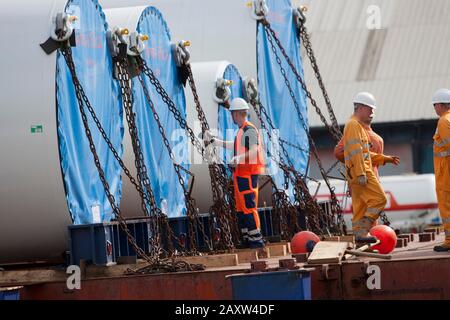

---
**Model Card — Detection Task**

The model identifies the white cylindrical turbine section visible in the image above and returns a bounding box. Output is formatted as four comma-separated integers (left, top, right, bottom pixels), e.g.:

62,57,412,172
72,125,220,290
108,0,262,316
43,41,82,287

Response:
185,61,231,213
0,0,71,264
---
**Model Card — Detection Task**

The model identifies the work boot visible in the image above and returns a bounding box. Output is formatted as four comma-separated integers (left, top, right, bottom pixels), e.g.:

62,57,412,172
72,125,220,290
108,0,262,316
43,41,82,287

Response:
434,240,450,252
354,216,377,243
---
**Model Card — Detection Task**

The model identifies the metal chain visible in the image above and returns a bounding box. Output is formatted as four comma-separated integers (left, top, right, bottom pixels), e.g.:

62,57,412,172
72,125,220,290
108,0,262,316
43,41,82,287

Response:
137,73,213,253
252,101,301,237
261,20,345,234
185,64,240,249
137,58,206,159
137,57,238,250
62,44,205,273
379,211,391,226
61,46,159,265
297,19,341,139
261,19,341,144
250,98,324,234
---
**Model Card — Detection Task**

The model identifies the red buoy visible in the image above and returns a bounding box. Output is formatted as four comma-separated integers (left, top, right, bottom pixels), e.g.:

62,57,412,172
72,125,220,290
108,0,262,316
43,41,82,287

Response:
291,231,320,254
370,225,397,254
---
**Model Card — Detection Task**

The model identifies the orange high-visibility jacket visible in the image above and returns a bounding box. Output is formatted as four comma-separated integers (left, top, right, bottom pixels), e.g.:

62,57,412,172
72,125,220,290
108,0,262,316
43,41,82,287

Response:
234,121,265,176
342,116,373,183
335,122,387,179
434,110,450,192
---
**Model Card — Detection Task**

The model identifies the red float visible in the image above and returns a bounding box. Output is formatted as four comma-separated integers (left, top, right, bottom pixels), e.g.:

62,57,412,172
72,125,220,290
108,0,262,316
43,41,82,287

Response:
291,231,320,254
370,225,397,254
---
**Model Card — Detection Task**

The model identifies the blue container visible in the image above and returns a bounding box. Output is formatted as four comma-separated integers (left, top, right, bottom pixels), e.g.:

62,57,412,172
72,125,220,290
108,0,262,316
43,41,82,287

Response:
167,214,212,252
228,269,312,300
0,287,21,300
68,219,150,266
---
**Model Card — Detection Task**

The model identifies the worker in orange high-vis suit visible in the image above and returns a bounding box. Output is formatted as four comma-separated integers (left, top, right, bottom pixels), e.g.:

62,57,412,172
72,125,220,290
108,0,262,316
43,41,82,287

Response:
342,92,397,241
431,89,450,252
334,118,399,180
204,98,266,248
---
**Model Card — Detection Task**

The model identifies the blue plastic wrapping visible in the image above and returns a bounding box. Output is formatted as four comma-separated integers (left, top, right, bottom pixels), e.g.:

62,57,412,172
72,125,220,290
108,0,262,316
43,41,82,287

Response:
56,0,123,224
133,7,188,218
256,0,309,197
217,64,243,165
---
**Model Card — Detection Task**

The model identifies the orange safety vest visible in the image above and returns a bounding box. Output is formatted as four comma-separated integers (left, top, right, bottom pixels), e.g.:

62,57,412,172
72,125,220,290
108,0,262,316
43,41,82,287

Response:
234,121,265,176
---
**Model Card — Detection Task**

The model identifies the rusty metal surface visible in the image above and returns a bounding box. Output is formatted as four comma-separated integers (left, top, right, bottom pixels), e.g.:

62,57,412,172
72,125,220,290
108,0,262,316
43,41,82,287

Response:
16,236,450,300
20,270,241,300
341,257,450,300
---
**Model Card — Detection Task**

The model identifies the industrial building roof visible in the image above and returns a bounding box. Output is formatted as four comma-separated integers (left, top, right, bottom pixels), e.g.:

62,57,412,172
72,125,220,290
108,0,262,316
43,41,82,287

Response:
293,0,450,127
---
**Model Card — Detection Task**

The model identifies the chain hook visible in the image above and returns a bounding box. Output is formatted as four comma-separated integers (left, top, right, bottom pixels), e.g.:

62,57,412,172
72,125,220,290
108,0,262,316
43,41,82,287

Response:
213,78,233,104
293,6,307,31
248,0,269,21
50,12,77,42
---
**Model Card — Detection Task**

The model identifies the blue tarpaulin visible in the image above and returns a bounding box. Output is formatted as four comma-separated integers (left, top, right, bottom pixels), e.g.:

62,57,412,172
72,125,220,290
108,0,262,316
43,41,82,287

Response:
133,7,188,218
217,64,242,165
256,0,309,198
56,0,123,224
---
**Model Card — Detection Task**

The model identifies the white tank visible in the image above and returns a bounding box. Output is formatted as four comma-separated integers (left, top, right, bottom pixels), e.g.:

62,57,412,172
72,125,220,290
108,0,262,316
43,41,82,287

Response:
0,0,73,263
0,0,124,264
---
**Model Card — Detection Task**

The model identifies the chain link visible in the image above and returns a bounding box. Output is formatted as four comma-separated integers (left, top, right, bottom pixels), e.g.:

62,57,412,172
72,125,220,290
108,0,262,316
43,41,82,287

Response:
137,57,239,250
297,20,342,140
250,97,324,234
137,73,213,253
260,19,345,234
61,46,158,264
61,44,205,273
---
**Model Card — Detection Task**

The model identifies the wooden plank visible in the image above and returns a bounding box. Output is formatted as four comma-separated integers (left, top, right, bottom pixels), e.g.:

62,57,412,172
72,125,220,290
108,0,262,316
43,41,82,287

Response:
307,241,349,264
0,269,67,286
181,254,238,268
235,250,258,264
267,244,287,257
340,235,355,244
324,236,340,242
256,247,270,259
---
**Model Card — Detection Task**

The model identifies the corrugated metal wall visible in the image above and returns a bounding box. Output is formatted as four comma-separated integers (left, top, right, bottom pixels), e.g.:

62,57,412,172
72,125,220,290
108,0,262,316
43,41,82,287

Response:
294,0,450,126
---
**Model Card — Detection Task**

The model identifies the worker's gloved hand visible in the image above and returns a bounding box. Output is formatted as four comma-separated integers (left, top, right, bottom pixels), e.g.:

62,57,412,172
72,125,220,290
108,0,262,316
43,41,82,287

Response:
385,156,400,165
357,175,368,186
229,155,241,167
203,130,214,142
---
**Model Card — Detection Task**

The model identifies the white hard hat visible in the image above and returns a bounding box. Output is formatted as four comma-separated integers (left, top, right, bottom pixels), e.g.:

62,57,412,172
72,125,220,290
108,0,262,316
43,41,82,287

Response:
229,97,249,111
353,92,377,109
432,88,450,105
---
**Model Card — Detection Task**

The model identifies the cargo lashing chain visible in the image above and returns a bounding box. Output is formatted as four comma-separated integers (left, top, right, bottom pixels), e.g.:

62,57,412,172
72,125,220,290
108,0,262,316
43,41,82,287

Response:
261,19,342,144
259,19,345,234
138,58,238,251
246,78,324,234
294,11,391,228
109,30,210,255
60,41,204,273
137,56,239,250
294,7,342,141
136,73,214,253
245,85,302,236
61,46,156,267
115,59,188,258
186,63,241,249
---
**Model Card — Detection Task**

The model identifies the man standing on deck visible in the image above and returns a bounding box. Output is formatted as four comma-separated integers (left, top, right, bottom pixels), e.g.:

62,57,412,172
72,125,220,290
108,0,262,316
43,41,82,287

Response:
341,92,398,241
431,89,450,252
204,98,266,248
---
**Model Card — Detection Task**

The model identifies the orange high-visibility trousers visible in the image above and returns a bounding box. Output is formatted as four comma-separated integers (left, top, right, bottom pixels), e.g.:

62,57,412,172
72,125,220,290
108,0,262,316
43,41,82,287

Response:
233,174,264,248
349,166,387,233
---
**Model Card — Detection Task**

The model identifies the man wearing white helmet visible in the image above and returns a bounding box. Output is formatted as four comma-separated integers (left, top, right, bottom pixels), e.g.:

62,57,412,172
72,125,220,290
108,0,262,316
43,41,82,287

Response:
204,97,266,248
342,92,390,242
431,89,450,252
